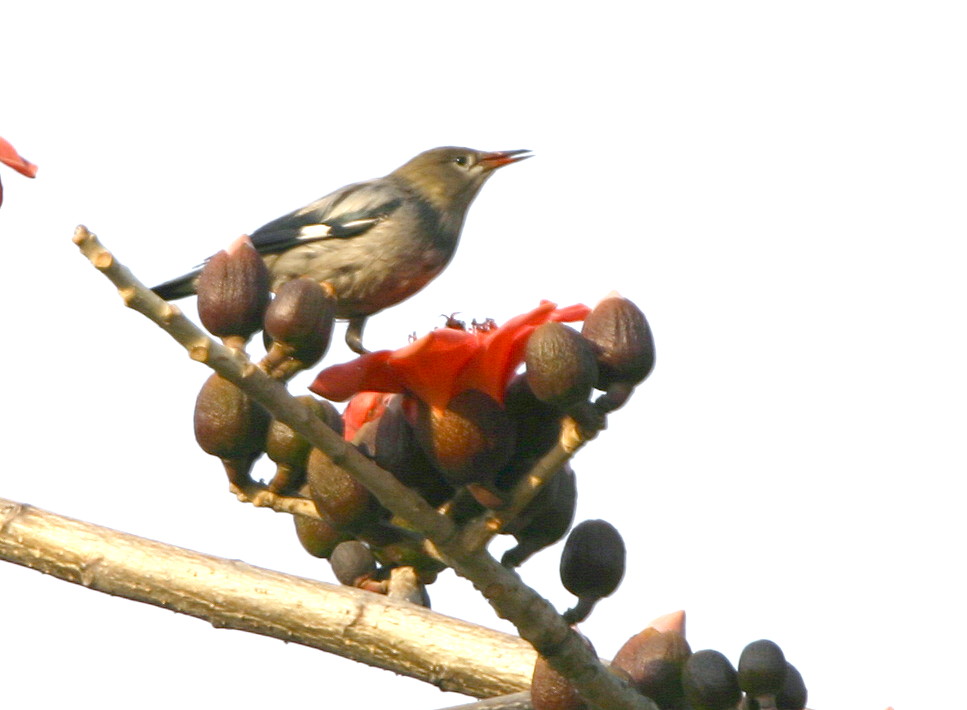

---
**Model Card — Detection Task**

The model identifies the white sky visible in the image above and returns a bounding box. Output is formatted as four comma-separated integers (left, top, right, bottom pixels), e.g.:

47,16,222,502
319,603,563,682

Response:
3,3,966,709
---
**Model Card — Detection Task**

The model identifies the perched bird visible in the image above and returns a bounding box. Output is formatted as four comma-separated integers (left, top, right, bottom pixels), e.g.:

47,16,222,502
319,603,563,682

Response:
152,146,530,353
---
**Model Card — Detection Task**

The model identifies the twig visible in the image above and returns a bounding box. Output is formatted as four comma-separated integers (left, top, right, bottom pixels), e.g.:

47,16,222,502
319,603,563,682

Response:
72,225,657,710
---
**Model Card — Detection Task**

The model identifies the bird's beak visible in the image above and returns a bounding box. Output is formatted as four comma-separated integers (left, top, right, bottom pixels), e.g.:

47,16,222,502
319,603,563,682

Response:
478,149,532,170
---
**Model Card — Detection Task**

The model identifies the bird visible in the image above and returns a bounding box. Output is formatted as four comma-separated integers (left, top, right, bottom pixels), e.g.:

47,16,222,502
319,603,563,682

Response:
151,146,531,353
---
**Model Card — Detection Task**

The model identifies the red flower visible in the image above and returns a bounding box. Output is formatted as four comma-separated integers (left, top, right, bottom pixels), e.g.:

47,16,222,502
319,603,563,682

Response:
311,301,590,408
0,136,38,208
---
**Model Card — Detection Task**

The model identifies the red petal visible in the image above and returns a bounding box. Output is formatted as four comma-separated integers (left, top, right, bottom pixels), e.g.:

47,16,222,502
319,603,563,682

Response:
341,391,392,442
310,350,401,401
0,137,38,178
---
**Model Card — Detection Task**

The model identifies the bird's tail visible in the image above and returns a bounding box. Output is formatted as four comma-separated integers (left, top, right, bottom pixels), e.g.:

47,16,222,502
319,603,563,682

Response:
151,269,202,300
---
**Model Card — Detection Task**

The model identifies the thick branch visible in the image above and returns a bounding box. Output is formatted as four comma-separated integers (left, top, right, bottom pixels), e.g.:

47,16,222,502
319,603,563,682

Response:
72,226,656,710
0,496,534,698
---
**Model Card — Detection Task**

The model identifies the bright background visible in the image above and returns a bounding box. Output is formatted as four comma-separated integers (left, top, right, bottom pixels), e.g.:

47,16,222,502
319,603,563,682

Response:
3,3,965,709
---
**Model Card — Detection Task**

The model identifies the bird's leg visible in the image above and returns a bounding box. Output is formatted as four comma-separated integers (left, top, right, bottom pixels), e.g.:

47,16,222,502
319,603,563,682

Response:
346,317,369,354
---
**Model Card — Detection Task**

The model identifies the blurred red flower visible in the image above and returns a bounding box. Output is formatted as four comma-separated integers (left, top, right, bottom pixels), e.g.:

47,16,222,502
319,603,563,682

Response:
0,136,38,208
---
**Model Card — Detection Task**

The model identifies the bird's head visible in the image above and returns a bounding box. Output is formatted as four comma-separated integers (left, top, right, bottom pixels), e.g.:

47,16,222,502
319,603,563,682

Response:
390,146,531,213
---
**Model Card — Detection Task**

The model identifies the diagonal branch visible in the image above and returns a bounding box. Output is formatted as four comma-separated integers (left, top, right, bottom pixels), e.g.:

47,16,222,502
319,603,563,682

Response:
72,225,657,710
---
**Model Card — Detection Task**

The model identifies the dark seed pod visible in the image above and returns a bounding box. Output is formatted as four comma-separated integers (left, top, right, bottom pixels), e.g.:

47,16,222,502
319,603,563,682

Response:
196,236,270,344
776,662,807,710
193,373,269,486
413,389,516,487
293,512,347,559
738,639,787,700
683,649,742,710
501,465,576,568
559,519,625,623
525,322,599,411
374,395,454,506
306,446,383,532
329,540,377,586
531,634,596,710
264,277,336,368
581,294,655,407
265,396,342,494
610,627,691,708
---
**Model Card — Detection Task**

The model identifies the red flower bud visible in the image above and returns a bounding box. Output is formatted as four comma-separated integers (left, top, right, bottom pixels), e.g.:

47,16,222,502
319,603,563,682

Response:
612,626,693,708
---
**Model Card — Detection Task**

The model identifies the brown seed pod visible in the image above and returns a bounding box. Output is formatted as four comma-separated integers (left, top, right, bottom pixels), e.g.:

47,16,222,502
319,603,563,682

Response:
611,627,692,708
195,236,270,344
581,294,655,408
193,373,269,486
525,322,599,412
306,446,383,532
265,396,342,494
413,389,516,487
264,277,336,368
293,512,348,559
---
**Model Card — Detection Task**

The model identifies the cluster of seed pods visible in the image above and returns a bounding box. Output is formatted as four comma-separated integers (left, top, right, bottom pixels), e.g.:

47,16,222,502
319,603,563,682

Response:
188,236,656,603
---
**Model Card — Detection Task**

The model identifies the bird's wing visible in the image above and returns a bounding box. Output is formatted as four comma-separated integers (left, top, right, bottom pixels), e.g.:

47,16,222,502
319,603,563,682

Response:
249,180,405,255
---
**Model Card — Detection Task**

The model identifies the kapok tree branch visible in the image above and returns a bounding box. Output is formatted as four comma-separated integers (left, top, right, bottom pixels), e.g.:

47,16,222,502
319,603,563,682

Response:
72,225,657,710
0,495,533,698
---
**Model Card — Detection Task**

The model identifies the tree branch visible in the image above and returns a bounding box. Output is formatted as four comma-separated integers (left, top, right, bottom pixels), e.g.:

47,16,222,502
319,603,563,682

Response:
0,495,534,698
71,225,657,710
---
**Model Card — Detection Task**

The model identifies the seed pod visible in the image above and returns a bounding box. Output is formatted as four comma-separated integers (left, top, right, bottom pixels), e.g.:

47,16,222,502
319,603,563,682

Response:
265,396,342,494
329,540,377,586
683,649,742,710
559,519,625,623
374,395,454,506
611,627,691,708
264,277,336,368
776,662,807,710
306,446,383,532
413,389,515,487
501,465,576,568
293,512,347,559
531,635,596,710
581,294,655,411
525,322,599,411
193,373,269,486
738,639,787,702
196,236,270,345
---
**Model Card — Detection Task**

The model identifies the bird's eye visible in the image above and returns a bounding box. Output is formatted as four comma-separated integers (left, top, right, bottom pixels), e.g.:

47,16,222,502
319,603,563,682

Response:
453,155,470,167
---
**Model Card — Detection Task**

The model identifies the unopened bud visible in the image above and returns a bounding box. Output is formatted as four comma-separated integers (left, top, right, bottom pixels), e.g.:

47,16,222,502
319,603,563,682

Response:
581,294,655,410
196,236,270,344
683,649,742,710
293,511,348,559
738,639,787,704
531,634,596,710
525,322,599,412
193,373,269,485
264,278,336,368
501,465,576,568
306,446,383,532
329,540,377,587
776,662,807,710
611,626,692,708
413,389,515,488
265,396,343,494
560,519,625,623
